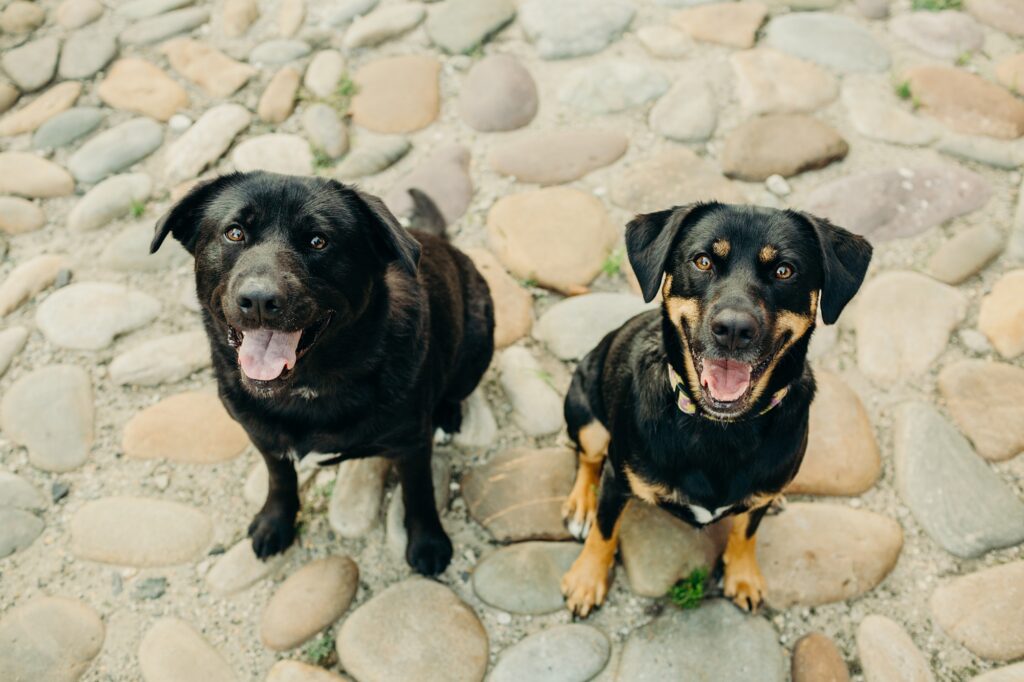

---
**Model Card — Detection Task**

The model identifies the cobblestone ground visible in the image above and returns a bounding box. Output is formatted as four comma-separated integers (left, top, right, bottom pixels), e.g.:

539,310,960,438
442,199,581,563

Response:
2,0,1024,680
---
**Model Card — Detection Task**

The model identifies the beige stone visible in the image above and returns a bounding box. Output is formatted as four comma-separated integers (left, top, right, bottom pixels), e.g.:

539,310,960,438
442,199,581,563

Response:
487,186,618,294
609,148,746,214
908,65,1024,139
258,67,300,123
97,59,188,122
979,270,1024,358
731,48,838,115
222,0,258,36
793,632,850,682
0,152,74,198
139,618,237,682
758,503,903,608
123,392,248,463
939,360,1024,461
0,197,46,235
465,248,533,348
789,370,880,495
260,556,359,651
672,2,767,48
722,114,848,181
931,561,1024,662
337,578,488,682
0,255,70,317
461,447,575,542
163,38,256,98
351,55,440,134
266,661,351,682
857,615,934,682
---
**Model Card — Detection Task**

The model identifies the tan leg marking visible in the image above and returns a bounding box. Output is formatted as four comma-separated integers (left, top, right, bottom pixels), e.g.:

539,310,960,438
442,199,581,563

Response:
722,512,767,612
563,421,609,539
561,506,624,618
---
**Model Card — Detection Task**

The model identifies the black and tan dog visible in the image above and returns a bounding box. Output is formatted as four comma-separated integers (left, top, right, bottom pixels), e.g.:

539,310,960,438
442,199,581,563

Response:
559,202,872,616
151,171,494,576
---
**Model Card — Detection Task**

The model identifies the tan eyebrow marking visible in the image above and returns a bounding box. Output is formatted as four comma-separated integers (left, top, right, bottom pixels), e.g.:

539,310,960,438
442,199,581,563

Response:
713,239,730,258
759,245,778,263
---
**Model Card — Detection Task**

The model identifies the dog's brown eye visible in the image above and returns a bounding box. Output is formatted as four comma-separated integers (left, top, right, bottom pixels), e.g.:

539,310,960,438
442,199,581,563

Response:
775,263,794,280
224,226,245,242
693,254,713,271
309,235,327,250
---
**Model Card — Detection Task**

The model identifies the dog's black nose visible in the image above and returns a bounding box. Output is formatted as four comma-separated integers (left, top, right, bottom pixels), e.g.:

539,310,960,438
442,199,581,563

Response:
711,309,758,351
237,280,283,323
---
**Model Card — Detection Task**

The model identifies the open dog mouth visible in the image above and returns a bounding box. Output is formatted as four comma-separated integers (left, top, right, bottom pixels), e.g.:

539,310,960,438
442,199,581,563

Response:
696,354,771,412
227,313,333,383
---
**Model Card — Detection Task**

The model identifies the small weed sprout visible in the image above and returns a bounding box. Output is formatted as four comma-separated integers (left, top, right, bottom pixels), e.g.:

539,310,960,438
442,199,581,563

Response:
668,566,709,610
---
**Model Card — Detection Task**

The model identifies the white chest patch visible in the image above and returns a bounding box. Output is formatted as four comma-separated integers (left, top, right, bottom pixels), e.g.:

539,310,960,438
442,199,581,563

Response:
687,504,732,524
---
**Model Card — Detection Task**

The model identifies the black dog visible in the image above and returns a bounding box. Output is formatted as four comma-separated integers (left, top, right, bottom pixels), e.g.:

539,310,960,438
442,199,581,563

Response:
559,202,872,616
151,171,494,575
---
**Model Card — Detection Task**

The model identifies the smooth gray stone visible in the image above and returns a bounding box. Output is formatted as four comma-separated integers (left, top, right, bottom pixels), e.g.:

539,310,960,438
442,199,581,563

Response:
617,600,786,682
764,13,890,73
67,118,163,183
33,108,104,149
119,8,209,44
894,402,1024,558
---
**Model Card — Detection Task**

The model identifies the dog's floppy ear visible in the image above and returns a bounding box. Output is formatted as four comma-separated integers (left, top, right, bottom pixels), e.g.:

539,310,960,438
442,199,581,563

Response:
346,184,421,277
626,203,718,302
797,212,873,325
151,175,236,255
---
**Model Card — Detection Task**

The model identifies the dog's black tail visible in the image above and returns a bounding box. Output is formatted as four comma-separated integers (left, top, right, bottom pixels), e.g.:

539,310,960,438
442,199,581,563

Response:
407,188,447,240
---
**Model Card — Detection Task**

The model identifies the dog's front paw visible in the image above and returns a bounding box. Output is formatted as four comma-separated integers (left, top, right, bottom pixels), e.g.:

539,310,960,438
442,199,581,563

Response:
248,507,297,560
406,525,453,576
561,555,612,619
723,560,767,612
563,476,598,541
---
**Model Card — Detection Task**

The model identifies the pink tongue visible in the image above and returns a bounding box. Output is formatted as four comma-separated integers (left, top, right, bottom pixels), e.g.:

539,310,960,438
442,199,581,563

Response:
238,329,302,381
700,359,752,402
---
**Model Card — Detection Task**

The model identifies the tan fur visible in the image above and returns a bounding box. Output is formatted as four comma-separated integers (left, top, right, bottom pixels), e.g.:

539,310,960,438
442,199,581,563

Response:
563,421,610,532
561,506,625,617
723,512,768,612
747,291,818,405
759,245,778,263
624,466,677,505
713,239,731,258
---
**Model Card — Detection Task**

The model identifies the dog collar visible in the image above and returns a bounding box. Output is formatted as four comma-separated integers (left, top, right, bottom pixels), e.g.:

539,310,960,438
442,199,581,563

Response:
667,363,789,422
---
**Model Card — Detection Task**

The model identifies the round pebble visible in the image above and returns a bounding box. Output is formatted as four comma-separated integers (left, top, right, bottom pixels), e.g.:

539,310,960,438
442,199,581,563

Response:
261,555,359,651
459,54,538,132
70,496,212,566
337,578,488,682
138,618,236,682
487,186,618,293
123,392,249,463
36,282,161,350
0,597,105,682
489,130,628,185
979,270,1024,358
461,446,575,541
473,541,580,614
0,197,46,234
489,624,610,682
0,364,93,473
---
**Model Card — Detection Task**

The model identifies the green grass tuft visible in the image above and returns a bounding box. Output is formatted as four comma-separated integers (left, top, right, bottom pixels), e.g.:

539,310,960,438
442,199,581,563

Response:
895,81,912,100
130,199,146,218
955,51,972,66
601,249,624,278
303,633,336,667
312,147,334,172
668,566,709,610
911,0,961,10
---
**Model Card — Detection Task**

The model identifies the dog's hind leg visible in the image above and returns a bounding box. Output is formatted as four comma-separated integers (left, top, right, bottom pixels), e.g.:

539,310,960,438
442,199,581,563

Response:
396,442,453,576
248,449,299,560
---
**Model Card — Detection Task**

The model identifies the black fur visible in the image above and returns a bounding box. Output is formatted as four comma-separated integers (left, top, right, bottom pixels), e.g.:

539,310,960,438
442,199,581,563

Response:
153,171,494,575
567,202,871,558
